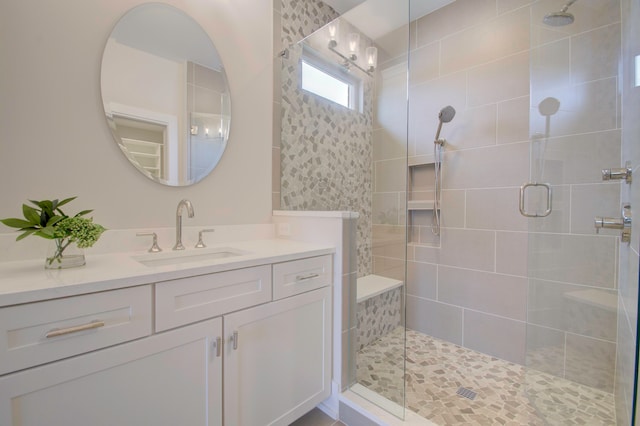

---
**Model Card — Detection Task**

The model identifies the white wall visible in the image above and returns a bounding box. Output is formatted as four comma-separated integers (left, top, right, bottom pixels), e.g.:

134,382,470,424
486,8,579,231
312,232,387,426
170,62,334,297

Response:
0,0,273,231
102,41,185,121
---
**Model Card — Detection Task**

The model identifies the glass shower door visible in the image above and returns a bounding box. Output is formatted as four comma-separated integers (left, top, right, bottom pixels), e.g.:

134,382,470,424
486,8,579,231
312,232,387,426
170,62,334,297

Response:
277,0,410,420
525,0,639,424
343,0,410,419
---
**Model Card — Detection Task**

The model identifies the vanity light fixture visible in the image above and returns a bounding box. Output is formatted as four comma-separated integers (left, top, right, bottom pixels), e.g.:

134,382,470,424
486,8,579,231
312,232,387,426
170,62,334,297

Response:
325,23,376,76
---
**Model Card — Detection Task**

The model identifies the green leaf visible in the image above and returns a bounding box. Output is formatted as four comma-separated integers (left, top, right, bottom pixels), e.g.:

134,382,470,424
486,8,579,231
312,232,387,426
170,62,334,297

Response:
0,218,35,229
46,216,64,227
22,204,41,225
28,199,46,209
75,209,93,217
35,227,56,238
16,229,37,241
36,200,53,214
56,197,77,208
42,200,53,211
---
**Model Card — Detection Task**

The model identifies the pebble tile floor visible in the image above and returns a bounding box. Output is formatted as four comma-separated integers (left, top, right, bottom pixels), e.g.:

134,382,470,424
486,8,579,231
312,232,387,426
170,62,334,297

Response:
356,327,616,425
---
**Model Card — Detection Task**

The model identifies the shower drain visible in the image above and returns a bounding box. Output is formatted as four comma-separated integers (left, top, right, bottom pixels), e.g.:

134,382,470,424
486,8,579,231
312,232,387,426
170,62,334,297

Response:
456,387,477,400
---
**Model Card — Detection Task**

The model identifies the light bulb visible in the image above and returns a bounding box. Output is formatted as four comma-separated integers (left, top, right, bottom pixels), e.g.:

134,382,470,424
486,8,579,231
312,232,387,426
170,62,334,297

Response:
366,46,378,71
328,21,339,42
348,33,360,59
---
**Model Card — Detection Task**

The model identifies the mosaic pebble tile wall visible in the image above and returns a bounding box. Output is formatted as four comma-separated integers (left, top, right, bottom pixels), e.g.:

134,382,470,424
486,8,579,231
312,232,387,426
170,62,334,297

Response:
279,0,373,278
356,287,402,351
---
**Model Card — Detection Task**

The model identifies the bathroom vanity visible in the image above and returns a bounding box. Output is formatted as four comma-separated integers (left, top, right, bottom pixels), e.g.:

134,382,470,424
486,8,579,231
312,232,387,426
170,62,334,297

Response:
0,239,333,425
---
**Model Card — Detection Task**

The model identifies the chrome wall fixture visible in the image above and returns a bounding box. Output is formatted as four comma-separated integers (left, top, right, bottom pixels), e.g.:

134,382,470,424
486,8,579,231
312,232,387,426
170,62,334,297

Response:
594,162,633,243
595,204,632,243
602,165,632,183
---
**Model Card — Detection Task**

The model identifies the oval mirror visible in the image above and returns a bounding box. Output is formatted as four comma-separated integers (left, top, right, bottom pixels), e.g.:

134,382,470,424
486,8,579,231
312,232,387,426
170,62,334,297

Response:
101,3,230,186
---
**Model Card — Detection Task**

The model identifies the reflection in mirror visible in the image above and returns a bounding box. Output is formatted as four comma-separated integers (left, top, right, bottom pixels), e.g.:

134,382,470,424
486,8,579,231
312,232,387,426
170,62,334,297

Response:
101,3,230,186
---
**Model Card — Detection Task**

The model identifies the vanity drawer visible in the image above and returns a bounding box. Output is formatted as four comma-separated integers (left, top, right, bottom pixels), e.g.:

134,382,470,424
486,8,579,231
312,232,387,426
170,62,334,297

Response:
273,255,332,300
0,285,152,375
155,265,272,332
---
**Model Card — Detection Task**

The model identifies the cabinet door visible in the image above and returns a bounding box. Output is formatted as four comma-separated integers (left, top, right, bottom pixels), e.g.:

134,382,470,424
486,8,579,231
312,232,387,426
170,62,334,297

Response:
0,318,222,426
224,286,331,426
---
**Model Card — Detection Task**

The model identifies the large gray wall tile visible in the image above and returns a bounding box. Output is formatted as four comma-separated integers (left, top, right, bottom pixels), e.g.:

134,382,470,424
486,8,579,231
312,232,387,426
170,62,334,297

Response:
406,296,463,345
438,266,528,320
463,310,526,365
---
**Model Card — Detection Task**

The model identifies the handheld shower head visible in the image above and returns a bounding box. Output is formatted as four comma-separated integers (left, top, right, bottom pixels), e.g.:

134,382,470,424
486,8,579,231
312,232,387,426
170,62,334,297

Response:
439,105,456,123
435,105,456,142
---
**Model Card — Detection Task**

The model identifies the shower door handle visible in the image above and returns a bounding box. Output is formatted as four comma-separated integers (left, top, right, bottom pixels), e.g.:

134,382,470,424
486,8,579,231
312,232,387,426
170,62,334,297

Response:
519,182,552,218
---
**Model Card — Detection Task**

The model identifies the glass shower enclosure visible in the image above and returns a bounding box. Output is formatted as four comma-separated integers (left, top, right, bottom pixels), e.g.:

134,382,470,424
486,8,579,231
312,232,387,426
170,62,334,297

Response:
278,0,640,424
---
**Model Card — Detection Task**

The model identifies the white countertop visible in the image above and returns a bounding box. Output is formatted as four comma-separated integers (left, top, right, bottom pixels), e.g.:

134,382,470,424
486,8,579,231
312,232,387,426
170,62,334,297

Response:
273,210,359,219
0,239,334,307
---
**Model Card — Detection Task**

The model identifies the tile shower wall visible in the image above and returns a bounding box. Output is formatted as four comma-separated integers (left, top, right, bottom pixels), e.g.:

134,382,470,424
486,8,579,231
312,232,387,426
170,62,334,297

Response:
278,0,374,277
373,0,622,393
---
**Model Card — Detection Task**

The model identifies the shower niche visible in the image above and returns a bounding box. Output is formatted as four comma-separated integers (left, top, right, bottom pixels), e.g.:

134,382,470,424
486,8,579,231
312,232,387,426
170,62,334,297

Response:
407,156,439,245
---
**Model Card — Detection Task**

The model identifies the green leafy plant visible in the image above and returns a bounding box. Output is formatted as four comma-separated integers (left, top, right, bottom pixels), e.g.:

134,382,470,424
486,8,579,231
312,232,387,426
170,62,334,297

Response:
1,197,105,266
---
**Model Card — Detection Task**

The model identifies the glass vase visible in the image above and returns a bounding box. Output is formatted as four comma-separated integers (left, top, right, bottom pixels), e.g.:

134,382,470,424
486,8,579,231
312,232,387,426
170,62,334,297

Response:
45,238,86,269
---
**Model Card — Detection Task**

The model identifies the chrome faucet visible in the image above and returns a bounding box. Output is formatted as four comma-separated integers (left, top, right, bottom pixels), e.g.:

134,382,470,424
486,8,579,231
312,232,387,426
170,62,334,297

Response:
173,199,194,250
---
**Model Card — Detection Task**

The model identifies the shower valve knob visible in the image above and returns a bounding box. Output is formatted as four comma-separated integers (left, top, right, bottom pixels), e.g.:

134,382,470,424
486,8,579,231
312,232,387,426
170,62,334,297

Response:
594,204,631,243
602,167,631,183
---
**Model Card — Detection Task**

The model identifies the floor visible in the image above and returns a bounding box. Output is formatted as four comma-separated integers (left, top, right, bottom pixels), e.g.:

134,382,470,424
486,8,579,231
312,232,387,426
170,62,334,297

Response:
357,327,616,425
290,408,346,426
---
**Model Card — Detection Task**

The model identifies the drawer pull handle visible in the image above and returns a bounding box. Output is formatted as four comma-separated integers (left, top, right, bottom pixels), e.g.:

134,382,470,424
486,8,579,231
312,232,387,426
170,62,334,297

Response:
296,273,320,281
231,331,239,350
45,320,105,338
215,336,222,357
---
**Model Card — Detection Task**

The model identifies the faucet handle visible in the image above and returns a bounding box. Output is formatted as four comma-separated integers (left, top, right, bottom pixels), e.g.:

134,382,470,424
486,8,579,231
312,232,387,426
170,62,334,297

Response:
137,232,162,253
195,229,215,248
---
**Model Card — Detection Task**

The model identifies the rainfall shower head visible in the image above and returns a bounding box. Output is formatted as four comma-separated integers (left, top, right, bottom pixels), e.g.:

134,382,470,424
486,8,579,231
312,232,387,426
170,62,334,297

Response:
543,0,577,26
435,105,456,142
543,11,574,26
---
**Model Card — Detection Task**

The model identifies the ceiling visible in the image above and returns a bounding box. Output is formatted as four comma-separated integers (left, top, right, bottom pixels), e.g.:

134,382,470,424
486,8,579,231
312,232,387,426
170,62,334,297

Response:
322,0,455,40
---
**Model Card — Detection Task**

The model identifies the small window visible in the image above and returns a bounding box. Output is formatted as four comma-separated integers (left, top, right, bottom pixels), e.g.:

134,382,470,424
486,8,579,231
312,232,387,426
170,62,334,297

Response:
301,61,350,107
300,47,362,112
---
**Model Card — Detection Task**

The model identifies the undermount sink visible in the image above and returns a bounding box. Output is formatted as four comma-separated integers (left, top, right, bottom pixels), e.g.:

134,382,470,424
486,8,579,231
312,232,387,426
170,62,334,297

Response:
133,247,248,267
